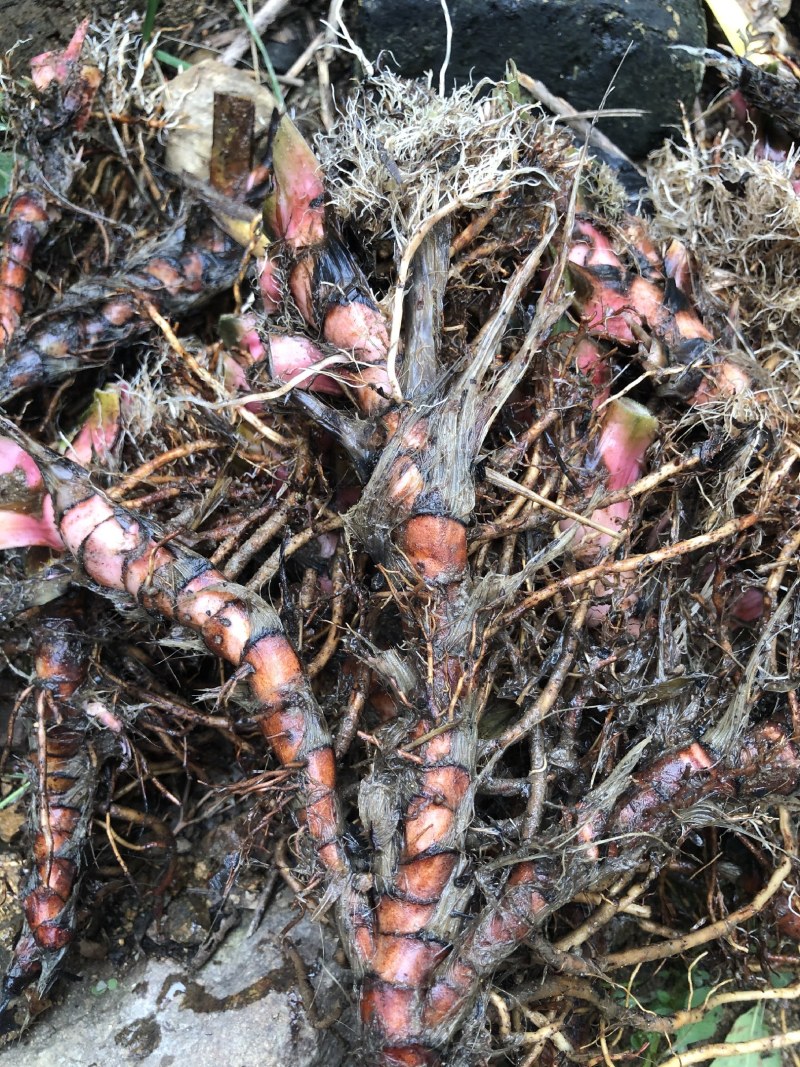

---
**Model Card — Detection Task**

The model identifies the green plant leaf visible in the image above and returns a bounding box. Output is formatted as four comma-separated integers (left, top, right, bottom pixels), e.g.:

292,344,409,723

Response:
230,0,284,108
550,313,575,336
672,1007,724,1052
142,0,161,43
0,152,14,200
0,780,30,809
630,1029,661,1066
707,1005,781,1067
504,59,520,99
689,984,712,1009
154,51,191,72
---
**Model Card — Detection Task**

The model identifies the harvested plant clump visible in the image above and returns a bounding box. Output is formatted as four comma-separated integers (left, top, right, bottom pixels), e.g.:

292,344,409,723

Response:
0,18,799,1067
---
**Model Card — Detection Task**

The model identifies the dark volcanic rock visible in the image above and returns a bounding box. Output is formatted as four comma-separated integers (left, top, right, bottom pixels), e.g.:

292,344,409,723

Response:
356,0,707,158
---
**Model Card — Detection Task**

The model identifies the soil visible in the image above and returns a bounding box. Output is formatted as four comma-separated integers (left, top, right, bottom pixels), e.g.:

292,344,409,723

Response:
2,1,206,64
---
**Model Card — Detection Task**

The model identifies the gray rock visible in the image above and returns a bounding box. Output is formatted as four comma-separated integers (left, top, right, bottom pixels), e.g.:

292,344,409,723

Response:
355,0,707,157
0,891,347,1067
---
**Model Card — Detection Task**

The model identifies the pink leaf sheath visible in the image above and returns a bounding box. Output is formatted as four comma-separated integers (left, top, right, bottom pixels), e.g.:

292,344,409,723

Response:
559,397,658,630
224,318,344,398
30,19,101,132
564,398,658,562
0,439,62,550
62,385,126,467
30,19,91,91
261,118,326,252
0,386,126,552
260,115,394,415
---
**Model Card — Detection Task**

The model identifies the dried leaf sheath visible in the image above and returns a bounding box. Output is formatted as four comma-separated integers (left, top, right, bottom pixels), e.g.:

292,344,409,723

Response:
0,421,374,954
341,214,565,1063
1,596,95,1009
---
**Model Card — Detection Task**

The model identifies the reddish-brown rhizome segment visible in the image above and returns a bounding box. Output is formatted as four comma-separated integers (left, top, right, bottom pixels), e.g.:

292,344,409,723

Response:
2,597,93,1002
0,430,388,1001
404,725,800,1045
0,222,251,403
40,460,350,880
352,438,476,1063
0,193,49,346
0,21,101,355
